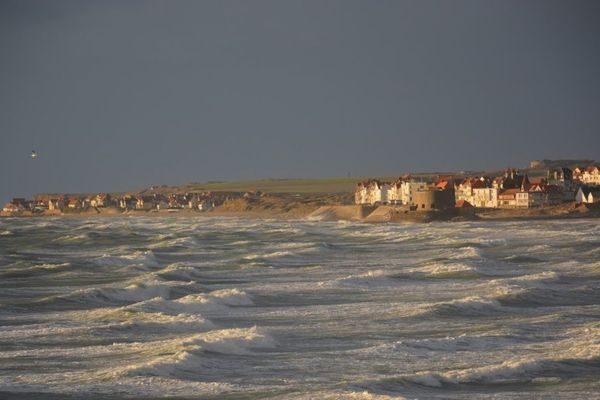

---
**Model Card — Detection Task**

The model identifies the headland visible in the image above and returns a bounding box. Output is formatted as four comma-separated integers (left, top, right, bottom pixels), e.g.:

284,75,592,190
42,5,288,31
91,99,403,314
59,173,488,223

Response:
3,160,600,222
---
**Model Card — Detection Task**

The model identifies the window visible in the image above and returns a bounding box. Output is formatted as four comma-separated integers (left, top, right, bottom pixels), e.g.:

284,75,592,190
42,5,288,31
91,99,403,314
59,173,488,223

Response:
421,204,425,208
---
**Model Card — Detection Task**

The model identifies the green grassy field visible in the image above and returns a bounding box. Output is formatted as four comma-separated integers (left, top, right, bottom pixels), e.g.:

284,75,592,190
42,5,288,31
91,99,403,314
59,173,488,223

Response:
181,176,398,194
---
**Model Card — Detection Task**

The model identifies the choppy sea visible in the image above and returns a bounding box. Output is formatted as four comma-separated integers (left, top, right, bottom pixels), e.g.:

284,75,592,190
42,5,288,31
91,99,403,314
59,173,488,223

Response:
1,217,600,399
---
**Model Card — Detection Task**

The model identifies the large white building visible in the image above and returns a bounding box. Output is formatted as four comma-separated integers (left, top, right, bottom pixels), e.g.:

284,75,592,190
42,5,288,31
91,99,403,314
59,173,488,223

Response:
355,178,428,206
400,181,428,205
455,177,498,208
354,180,391,205
580,166,600,185
471,187,499,208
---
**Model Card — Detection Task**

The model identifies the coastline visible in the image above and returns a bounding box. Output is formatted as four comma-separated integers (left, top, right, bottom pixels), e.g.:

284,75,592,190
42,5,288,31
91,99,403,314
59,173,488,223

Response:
1,202,598,223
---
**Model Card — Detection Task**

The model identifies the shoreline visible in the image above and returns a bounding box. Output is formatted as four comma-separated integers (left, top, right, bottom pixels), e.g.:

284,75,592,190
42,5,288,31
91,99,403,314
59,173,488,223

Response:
1,203,598,223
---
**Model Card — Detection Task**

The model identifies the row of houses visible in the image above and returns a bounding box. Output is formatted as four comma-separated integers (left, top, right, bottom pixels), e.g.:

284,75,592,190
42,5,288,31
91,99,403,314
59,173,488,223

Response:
355,166,600,209
2,191,255,214
355,176,455,211
573,166,600,185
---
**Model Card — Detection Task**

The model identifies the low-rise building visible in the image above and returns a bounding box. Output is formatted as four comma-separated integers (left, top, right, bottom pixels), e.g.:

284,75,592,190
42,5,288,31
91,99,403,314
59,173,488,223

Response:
515,183,563,208
66,197,81,209
498,188,519,208
2,202,24,213
413,186,455,211
472,187,499,208
455,177,497,208
45,196,65,211
400,180,428,206
91,193,110,207
580,166,600,186
354,180,390,205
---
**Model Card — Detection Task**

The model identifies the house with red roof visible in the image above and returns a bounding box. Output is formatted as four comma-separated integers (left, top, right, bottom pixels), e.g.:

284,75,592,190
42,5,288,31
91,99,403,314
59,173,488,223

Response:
498,188,520,208
455,177,498,208
2,202,25,213
66,197,81,209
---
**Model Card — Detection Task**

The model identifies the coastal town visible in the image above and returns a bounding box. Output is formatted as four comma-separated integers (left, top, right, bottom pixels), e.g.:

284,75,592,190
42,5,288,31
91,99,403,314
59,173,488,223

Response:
2,162,599,219
354,165,600,210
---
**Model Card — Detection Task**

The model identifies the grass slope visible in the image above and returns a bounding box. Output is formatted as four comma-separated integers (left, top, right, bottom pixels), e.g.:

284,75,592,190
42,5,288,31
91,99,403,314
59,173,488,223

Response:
181,176,397,194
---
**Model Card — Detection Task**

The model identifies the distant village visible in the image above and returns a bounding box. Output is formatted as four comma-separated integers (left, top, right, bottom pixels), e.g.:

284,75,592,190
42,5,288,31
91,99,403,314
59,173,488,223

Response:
1,190,253,215
354,165,600,210
2,163,599,217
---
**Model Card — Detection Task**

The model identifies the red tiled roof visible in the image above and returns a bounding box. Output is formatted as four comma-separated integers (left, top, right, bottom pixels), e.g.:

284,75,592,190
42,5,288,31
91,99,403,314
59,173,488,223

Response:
436,180,449,190
499,188,520,196
585,165,599,173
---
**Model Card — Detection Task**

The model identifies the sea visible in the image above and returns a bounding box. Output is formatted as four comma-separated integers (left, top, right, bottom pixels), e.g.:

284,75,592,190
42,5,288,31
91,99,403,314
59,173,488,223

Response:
0,216,599,399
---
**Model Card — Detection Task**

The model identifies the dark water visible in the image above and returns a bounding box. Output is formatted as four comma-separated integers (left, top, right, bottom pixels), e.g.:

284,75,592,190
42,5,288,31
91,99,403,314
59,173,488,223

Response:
0,217,599,399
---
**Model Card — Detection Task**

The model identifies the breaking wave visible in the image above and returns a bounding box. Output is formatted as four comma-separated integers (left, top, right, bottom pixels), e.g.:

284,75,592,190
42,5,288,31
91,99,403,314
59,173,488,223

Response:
2,217,600,399
92,250,160,268
110,327,275,377
320,270,401,289
128,288,254,315
52,278,174,306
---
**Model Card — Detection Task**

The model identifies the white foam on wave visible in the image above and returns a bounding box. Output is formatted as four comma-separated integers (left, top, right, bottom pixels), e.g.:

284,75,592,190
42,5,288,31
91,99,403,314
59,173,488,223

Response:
156,263,200,280
230,240,251,246
63,277,173,305
407,357,552,388
439,295,503,310
0,322,103,341
413,296,505,317
483,271,560,303
148,236,198,249
242,242,319,261
407,262,480,278
109,326,274,377
32,262,72,271
244,251,294,260
0,375,236,398
0,230,12,236
53,233,89,242
450,246,484,260
503,271,559,285
129,288,254,315
281,391,403,400
85,307,214,331
93,250,159,268
321,270,400,289
391,333,518,354
400,321,600,387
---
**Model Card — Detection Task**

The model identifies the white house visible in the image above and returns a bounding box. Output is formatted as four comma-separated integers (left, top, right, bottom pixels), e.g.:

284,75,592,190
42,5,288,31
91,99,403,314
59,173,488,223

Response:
387,181,403,205
498,189,519,208
400,181,428,206
455,178,476,205
472,187,499,208
515,184,563,208
581,166,600,185
455,177,496,208
354,182,369,205
354,180,390,205
372,182,390,204
2,203,24,213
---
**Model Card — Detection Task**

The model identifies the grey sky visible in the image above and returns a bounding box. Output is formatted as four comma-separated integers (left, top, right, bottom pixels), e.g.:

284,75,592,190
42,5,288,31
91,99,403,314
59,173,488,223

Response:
1,0,599,201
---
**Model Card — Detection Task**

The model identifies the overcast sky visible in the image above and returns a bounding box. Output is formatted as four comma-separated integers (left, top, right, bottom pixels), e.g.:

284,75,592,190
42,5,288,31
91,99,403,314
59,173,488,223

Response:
1,0,599,201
